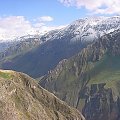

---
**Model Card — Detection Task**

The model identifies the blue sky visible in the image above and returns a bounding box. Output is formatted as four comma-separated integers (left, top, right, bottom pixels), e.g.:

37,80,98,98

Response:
0,0,89,25
0,0,120,40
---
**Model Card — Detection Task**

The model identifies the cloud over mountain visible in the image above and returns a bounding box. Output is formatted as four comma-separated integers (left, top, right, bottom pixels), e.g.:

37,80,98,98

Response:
0,16,65,41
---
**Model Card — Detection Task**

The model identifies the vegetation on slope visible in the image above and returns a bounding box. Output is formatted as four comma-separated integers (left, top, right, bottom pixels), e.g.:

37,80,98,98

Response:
39,29,120,112
0,71,12,79
0,34,89,78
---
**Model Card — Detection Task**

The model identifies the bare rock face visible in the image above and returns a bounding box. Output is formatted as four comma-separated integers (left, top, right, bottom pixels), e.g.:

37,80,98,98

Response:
0,70,85,120
82,83,120,120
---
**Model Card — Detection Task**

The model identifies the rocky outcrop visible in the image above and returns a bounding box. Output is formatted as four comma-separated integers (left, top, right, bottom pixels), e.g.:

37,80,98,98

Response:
0,70,85,120
82,83,120,120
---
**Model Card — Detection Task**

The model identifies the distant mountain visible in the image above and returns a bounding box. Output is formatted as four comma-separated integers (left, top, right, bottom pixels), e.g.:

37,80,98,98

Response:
0,69,85,120
1,16,120,78
39,29,120,120
0,35,43,60
0,41,14,52
40,16,120,43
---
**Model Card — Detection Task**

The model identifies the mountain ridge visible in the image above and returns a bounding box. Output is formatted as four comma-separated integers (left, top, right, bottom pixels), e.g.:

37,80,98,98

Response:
39,29,120,120
1,16,120,78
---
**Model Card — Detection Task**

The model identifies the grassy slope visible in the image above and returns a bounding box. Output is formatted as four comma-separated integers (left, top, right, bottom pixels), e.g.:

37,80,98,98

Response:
47,54,120,109
0,71,12,79
87,55,120,97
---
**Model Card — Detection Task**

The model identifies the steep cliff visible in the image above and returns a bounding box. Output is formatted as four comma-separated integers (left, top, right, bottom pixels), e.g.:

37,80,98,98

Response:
82,83,120,120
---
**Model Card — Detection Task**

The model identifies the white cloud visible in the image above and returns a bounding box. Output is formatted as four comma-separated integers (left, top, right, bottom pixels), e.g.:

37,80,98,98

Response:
38,16,54,22
33,21,67,35
0,16,34,40
0,16,65,41
58,0,120,15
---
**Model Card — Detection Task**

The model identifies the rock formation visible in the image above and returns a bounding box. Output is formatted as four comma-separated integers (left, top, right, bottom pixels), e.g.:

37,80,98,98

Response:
82,83,120,120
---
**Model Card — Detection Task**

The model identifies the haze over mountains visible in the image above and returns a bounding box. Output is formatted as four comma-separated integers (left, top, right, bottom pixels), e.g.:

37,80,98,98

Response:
1,16,120,78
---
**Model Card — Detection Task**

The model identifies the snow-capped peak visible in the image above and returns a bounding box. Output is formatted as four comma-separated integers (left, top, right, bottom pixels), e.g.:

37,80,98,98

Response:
1,16,120,44
40,16,120,43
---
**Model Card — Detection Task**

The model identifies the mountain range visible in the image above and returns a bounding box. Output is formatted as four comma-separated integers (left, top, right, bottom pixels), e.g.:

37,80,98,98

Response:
1,16,120,78
1,16,120,120
39,28,120,120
